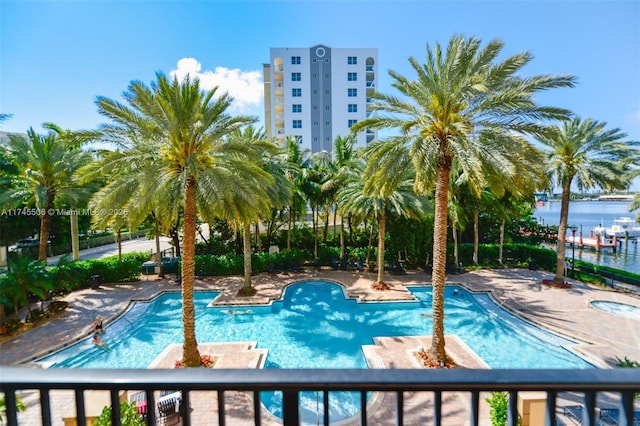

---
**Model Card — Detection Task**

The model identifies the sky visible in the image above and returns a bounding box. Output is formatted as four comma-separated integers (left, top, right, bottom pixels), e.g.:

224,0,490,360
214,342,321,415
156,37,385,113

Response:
1,1,639,175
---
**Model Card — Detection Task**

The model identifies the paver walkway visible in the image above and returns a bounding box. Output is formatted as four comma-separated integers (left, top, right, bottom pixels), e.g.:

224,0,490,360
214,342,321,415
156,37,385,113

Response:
2,267,639,425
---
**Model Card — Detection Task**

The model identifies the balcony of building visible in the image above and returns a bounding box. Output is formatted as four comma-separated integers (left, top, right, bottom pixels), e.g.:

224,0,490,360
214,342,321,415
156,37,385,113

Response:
2,367,639,426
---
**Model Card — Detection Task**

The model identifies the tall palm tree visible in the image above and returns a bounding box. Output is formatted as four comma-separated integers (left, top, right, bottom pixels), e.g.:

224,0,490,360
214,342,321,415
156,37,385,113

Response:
92,73,258,366
537,117,639,282
352,34,575,362
281,136,310,250
340,154,429,285
1,124,94,261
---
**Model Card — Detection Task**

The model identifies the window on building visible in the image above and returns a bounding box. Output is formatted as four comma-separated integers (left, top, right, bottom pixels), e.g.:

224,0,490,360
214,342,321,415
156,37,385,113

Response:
348,104,357,113
292,72,301,81
291,56,301,65
292,104,302,113
292,88,302,97
312,89,318,95
324,90,329,95
348,88,357,97
348,72,357,81
348,119,358,128
293,120,302,129
312,73,317,79
312,58,317,63
348,56,357,65
325,121,330,126
325,106,330,110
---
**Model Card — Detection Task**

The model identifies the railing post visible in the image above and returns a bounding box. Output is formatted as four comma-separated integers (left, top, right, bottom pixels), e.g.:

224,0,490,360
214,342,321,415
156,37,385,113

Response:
470,391,479,426
217,390,225,425
621,390,635,426
282,390,299,425
181,390,191,426
507,391,518,426
583,391,596,425
4,390,18,426
110,389,121,426
433,390,442,426
545,390,556,426
40,389,52,426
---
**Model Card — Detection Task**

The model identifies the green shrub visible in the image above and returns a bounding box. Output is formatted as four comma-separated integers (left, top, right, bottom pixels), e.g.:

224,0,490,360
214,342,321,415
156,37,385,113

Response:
0,319,22,334
47,300,68,313
485,391,520,426
25,309,46,323
94,400,145,426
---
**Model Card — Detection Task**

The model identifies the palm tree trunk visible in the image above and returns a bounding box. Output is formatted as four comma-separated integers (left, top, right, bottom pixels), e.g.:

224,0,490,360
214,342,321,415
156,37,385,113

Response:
255,221,262,253
323,207,329,243
38,193,55,262
312,205,318,262
287,206,293,250
452,223,459,267
181,176,201,367
376,210,386,284
366,220,373,267
499,218,505,264
243,222,252,289
429,162,451,362
117,228,122,262
154,216,164,278
473,203,479,265
333,209,337,239
554,180,572,282
340,220,345,261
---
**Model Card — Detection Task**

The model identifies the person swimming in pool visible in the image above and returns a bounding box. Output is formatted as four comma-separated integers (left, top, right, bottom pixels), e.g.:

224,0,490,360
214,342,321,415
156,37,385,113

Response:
92,333,110,350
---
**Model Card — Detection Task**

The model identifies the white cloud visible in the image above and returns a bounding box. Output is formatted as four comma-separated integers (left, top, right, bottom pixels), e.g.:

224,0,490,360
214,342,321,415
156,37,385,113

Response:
169,58,263,114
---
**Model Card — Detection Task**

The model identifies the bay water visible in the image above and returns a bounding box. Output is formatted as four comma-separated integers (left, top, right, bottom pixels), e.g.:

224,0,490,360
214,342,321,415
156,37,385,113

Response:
534,201,639,274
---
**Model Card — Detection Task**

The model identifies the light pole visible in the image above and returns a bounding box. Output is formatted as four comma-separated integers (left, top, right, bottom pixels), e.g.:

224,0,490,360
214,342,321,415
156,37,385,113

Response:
569,225,578,278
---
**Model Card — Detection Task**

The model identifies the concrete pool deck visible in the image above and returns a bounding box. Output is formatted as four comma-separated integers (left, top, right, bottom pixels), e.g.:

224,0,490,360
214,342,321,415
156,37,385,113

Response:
2,267,639,425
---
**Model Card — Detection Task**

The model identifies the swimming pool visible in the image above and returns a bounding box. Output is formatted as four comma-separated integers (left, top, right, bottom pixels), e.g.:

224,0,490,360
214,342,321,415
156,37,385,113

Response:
39,281,592,370
38,281,593,424
590,300,640,320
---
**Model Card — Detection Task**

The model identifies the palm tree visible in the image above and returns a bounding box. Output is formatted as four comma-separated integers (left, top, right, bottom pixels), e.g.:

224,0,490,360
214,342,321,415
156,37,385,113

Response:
1,257,51,316
214,125,281,292
1,124,94,261
339,148,430,285
280,136,309,250
92,73,257,367
352,34,575,362
537,117,640,282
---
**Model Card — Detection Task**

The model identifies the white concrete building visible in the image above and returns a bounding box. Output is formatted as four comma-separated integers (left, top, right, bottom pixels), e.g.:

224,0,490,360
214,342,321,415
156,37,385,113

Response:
264,44,378,153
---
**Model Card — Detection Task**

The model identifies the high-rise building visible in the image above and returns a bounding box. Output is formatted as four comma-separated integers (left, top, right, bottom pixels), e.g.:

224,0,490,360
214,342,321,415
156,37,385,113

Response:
264,44,378,153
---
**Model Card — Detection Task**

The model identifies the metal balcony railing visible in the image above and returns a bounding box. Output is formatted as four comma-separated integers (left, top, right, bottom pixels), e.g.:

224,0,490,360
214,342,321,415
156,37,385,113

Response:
2,367,639,426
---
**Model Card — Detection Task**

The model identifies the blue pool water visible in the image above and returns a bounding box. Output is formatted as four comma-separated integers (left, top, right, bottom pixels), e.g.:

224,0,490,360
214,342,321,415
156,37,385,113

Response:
591,300,640,320
39,281,592,369
38,281,593,424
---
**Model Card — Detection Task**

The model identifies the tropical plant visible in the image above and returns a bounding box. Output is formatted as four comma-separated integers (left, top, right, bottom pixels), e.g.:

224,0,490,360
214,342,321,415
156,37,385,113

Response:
351,34,575,361
537,117,640,282
342,144,430,285
94,400,145,426
0,394,26,423
0,257,51,316
91,73,258,366
0,124,95,261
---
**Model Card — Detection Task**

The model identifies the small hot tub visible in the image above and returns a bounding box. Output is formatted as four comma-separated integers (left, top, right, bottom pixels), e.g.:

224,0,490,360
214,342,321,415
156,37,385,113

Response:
590,300,640,320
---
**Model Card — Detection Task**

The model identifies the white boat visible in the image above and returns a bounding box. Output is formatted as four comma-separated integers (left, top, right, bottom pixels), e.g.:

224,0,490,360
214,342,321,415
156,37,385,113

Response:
593,217,640,238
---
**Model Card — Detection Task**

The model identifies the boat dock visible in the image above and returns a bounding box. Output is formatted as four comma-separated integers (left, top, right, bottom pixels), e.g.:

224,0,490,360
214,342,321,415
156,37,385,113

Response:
566,231,617,252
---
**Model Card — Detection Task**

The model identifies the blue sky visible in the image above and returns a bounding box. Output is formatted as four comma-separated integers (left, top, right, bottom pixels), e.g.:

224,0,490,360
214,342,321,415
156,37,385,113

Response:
1,0,639,147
